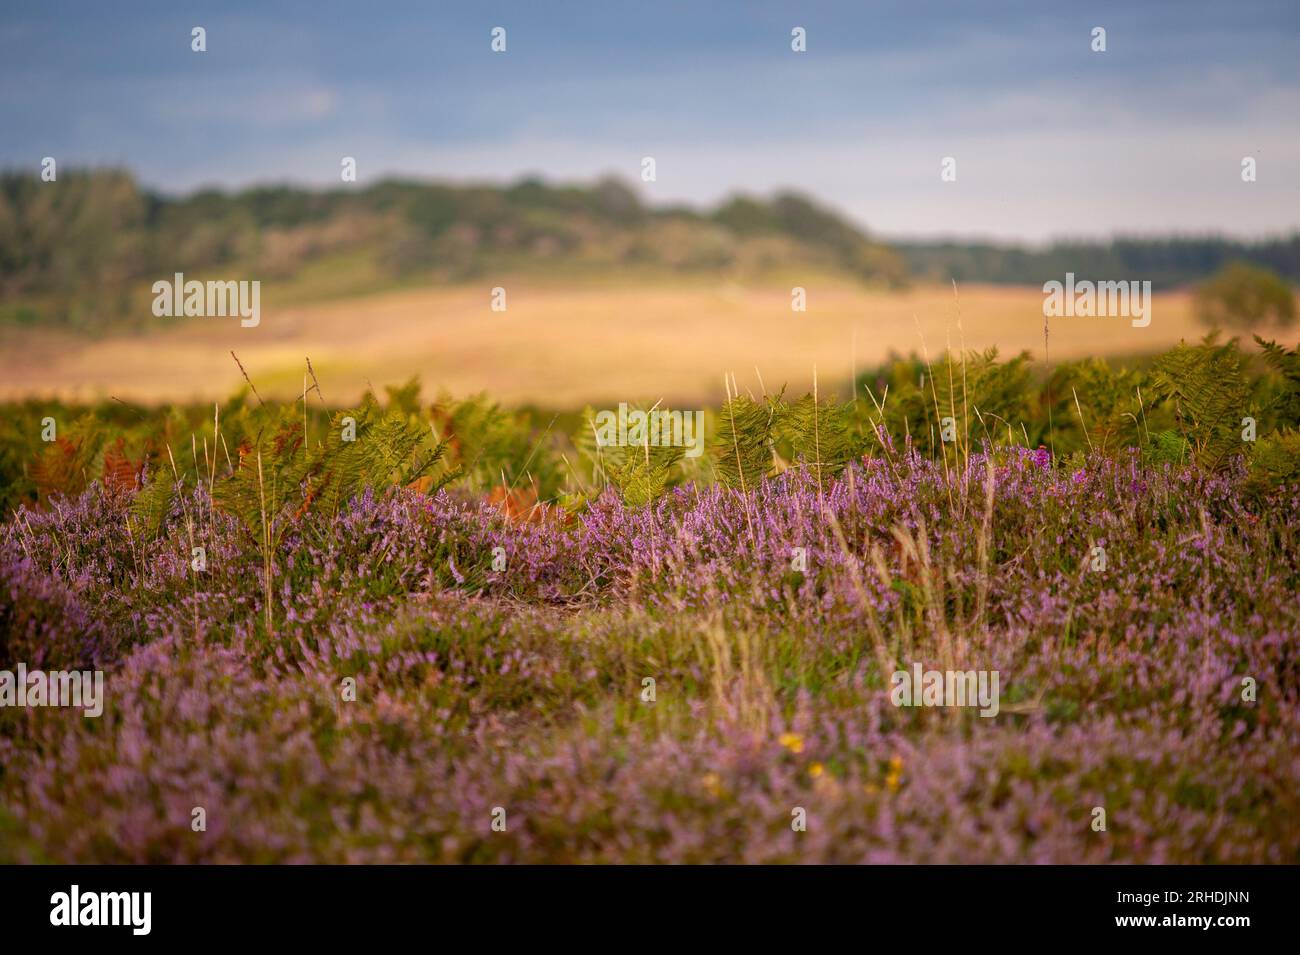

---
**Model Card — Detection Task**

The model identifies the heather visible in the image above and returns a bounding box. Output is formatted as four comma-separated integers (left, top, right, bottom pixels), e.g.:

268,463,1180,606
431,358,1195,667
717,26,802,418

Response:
1,340,1299,863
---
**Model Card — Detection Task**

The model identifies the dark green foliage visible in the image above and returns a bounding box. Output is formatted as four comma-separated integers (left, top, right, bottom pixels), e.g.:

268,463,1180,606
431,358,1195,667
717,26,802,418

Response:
948,349,1035,448
1248,428,1300,485
212,396,456,536
1146,430,1190,466
1045,358,1149,455
7,338,1300,522
431,392,563,499
129,468,176,539
1243,338,1300,490
0,170,907,329
898,234,1300,289
211,412,311,543
1250,430,1300,489
576,406,686,507
308,398,455,519
713,393,778,492
1255,337,1300,427
779,395,862,480
1195,262,1296,329
856,349,1034,456
383,376,424,417
713,191,907,284
1151,336,1252,471
601,442,685,509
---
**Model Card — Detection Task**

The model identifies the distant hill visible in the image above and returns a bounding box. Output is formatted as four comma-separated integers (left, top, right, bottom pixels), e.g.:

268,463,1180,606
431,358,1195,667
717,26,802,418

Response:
895,235,1300,291
4,169,1296,333
0,170,906,330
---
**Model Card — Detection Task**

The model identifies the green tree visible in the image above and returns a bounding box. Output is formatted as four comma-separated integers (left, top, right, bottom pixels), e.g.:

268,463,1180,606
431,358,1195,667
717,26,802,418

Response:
1194,261,1296,329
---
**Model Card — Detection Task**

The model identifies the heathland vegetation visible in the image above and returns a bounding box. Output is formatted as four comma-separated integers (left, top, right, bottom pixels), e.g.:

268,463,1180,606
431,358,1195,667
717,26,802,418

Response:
1,336,1298,861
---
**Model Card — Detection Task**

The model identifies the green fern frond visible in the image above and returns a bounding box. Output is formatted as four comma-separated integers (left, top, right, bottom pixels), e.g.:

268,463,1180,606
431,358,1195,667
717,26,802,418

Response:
1254,336,1300,428
129,468,176,539
781,394,860,480
1151,337,1251,471
713,393,777,491
1249,428,1300,490
212,412,311,540
578,405,685,506
1145,429,1189,466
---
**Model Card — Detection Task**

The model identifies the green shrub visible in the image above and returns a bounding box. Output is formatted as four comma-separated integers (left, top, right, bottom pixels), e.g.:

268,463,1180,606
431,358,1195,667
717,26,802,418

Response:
1195,262,1296,329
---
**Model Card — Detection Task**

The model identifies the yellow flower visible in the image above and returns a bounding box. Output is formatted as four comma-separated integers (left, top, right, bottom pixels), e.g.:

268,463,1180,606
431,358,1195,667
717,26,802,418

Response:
778,732,804,754
701,772,723,797
809,762,825,779
885,754,903,792
863,783,880,796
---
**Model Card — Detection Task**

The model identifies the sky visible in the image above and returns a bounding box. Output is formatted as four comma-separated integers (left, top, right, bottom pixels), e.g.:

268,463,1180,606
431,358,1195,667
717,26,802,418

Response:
2,0,1298,242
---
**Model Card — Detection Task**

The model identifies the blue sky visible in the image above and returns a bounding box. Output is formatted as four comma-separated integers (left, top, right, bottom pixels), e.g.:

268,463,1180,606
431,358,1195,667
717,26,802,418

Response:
2,0,1298,241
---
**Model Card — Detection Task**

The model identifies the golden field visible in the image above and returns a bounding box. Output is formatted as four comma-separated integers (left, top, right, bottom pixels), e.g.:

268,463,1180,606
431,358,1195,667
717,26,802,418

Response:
0,280,1241,406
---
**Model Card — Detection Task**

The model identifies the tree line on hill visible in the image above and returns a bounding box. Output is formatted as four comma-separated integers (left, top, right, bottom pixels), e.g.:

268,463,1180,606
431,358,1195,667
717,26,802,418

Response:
895,235,1300,291
0,169,905,330
0,168,1296,330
